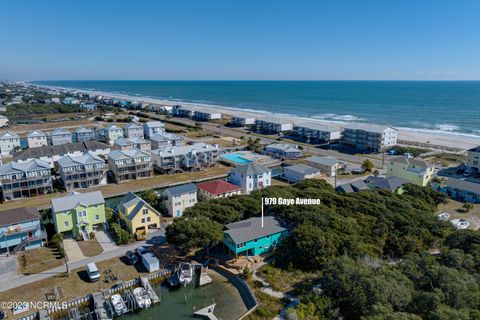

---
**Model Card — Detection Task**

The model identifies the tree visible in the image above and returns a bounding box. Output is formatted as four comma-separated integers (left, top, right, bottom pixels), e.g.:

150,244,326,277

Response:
165,218,223,251
462,202,474,213
362,159,374,172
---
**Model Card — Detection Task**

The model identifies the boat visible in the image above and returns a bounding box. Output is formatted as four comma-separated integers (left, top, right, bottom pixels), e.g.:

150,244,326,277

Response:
111,294,128,316
133,287,152,309
179,263,193,286
167,272,180,288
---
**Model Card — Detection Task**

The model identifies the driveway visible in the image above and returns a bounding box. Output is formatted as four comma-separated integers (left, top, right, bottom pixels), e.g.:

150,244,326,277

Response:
63,239,85,262
94,229,117,253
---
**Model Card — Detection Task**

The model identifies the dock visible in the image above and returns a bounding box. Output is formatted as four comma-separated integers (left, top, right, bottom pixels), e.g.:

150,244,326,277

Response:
92,292,113,320
140,276,161,304
199,266,213,286
193,304,218,320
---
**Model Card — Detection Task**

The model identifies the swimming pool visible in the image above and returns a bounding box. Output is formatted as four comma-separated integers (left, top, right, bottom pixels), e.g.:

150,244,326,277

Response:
221,153,252,165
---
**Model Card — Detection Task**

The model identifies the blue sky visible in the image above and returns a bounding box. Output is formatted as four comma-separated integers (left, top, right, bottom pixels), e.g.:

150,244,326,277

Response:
1,0,479,80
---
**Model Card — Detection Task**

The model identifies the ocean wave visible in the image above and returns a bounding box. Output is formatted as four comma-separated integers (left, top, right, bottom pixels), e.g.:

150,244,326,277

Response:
311,113,364,122
435,124,459,131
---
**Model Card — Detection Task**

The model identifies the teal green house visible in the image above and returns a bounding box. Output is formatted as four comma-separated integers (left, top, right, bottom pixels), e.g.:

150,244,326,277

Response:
51,191,106,239
223,216,288,257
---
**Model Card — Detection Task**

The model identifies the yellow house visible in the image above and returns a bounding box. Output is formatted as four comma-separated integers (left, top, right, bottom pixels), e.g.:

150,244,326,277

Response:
386,156,435,187
117,192,161,235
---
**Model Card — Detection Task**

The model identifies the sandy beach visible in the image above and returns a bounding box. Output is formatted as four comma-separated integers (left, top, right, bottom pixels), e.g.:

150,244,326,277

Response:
38,85,480,151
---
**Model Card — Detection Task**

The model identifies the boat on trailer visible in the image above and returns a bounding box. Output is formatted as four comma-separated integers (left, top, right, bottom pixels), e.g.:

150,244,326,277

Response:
133,287,152,309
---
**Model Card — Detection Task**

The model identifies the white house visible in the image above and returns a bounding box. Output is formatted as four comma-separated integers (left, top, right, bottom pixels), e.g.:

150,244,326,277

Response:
143,121,165,139
163,183,198,217
27,130,48,148
0,132,21,156
0,115,8,128
228,162,272,194
283,164,321,182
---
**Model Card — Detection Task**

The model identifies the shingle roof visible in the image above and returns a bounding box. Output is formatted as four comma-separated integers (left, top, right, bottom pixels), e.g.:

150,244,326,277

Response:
389,156,432,168
445,178,480,194
165,183,197,196
57,152,104,167
0,131,20,139
366,176,407,191
124,123,143,130
27,130,46,138
230,163,271,176
107,148,150,161
49,128,71,136
117,192,160,221
51,191,104,212
75,126,94,134
225,216,286,244
295,122,342,132
0,207,40,226
197,180,241,195
336,179,368,193
306,156,338,166
151,143,217,157
150,132,184,142
144,121,165,128
265,143,301,153
0,159,50,175
13,141,110,160
114,137,150,147
343,123,396,133
284,164,319,175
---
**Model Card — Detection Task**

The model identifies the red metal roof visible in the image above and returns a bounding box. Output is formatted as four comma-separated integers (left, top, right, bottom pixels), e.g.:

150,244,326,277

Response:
197,180,241,195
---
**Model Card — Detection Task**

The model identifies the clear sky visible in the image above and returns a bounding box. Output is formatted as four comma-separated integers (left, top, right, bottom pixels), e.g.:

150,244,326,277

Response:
1,0,479,80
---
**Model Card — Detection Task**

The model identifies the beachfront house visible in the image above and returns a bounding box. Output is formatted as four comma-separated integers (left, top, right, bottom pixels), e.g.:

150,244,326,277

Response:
255,119,293,134
197,180,242,200
293,122,342,143
223,216,288,258
172,105,194,118
228,162,272,194
57,152,107,191
107,148,153,183
283,164,321,182
51,191,106,239
433,178,480,203
387,156,435,186
231,116,256,127
163,183,198,217
341,124,398,152
0,159,52,201
151,143,219,174
305,156,341,177
47,128,73,146
14,141,111,168
263,143,303,159
0,115,8,128
193,110,222,121
467,146,480,170
75,126,96,142
98,124,124,145
79,102,97,111
0,132,21,156
0,207,45,254
336,180,369,193
149,132,185,149
117,192,161,235
123,123,144,139
143,121,165,139
113,137,152,153
26,130,48,149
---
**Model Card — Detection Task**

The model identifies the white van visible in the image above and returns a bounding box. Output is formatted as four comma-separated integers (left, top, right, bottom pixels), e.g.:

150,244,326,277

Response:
87,262,100,282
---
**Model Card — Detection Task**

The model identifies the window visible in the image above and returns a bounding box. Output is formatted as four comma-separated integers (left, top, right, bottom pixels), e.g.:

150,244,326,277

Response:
147,217,151,222
142,208,148,215
95,215,99,220
141,218,146,223
64,221,69,227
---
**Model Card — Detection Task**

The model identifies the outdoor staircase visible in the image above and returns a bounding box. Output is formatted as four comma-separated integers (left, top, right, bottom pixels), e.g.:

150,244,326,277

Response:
81,230,90,241
12,238,30,254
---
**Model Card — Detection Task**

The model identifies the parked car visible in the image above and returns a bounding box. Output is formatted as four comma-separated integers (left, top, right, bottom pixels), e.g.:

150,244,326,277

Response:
87,262,100,282
136,246,148,257
125,250,138,265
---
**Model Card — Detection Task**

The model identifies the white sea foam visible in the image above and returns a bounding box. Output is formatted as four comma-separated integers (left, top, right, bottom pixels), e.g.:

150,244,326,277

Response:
435,124,459,131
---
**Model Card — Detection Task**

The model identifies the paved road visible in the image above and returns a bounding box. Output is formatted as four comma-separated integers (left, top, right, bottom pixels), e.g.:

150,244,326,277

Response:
162,115,385,167
0,230,165,293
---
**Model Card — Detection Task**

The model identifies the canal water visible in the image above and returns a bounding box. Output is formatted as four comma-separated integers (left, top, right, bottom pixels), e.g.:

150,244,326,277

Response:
123,271,248,320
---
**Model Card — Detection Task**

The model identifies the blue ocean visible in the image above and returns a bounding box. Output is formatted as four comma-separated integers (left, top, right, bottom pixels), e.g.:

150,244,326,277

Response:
33,81,480,137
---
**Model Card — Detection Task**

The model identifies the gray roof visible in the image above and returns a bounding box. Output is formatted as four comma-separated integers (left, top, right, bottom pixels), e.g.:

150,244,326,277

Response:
343,123,397,133
14,141,110,160
117,192,160,220
152,143,217,157
0,159,50,175
0,131,20,139
114,137,150,147
284,164,319,175
389,156,432,168
256,118,292,125
225,216,286,244
150,132,184,142
230,162,271,176
104,124,122,131
306,156,339,166
165,183,197,196
144,121,165,128
366,176,407,191
0,207,40,226
51,190,104,212
445,178,480,194
76,126,94,134
295,122,342,132
57,152,104,167
49,128,71,136
336,179,368,193
265,143,301,153
124,123,143,130
108,148,150,161
27,130,46,138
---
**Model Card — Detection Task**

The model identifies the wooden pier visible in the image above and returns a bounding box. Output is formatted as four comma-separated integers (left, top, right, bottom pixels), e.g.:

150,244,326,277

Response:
140,276,161,304
193,304,218,320
92,292,113,320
